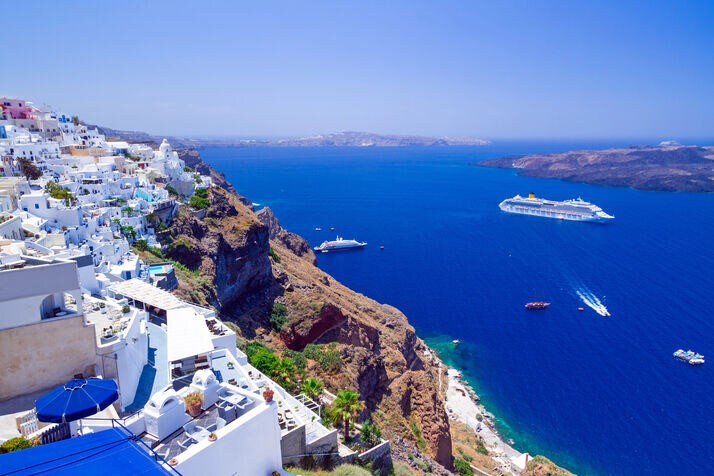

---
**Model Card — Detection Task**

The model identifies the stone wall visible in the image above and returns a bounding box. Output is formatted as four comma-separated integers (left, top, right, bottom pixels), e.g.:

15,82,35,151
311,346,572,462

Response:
357,440,393,475
0,315,97,400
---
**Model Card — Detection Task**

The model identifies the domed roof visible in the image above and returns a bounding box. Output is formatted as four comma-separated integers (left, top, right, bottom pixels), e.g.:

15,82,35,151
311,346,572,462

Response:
158,139,172,153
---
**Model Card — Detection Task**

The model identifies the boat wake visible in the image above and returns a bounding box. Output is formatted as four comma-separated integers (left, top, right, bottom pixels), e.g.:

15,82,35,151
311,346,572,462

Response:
562,269,611,316
575,288,610,317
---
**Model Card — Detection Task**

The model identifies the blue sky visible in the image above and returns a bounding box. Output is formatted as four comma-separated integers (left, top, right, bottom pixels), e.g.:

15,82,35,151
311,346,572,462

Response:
4,1,713,139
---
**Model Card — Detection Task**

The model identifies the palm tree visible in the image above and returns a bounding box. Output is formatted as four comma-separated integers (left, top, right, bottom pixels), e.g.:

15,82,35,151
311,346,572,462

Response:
273,358,297,391
300,377,324,402
332,389,364,441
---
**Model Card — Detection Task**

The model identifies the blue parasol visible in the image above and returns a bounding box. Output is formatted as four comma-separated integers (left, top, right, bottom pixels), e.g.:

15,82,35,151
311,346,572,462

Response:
36,378,119,423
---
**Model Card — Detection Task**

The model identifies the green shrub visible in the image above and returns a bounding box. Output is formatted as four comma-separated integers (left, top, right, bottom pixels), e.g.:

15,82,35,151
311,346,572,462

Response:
189,195,209,210
45,181,75,205
134,239,149,251
183,166,192,172
409,417,427,451
284,349,307,371
270,302,288,330
457,447,473,462
194,187,208,199
393,462,415,476
0,437,33,454
120,225,136,240
246,340,267,359
476,439,488,455
361,420,382,447
249,347,280,375
121,304,130,314
414,459,433,473
268,247,281,263
302,343,342,371
454,457,473,476
165,185,179,197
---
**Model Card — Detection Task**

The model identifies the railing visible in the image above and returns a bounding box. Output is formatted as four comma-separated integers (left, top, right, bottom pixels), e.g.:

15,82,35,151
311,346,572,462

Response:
39,422,70,445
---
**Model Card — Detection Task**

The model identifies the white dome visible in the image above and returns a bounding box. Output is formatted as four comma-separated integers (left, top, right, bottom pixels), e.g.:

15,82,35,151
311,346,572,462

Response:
158,139,172,154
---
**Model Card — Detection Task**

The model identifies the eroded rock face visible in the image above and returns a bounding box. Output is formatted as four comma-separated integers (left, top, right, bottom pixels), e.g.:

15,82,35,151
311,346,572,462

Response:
256,207,316,264
159,187,275,314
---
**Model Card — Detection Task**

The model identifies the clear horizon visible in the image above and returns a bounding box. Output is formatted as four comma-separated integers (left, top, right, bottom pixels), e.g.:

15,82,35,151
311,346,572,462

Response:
4,1,714,139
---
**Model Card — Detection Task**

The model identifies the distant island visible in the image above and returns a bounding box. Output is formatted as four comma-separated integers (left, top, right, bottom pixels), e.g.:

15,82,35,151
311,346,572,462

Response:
475,144,714,192
92,125,489,148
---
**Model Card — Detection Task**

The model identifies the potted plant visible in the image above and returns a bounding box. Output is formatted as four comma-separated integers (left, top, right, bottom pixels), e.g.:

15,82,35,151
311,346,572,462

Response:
262,387,274,403
184,391,203,417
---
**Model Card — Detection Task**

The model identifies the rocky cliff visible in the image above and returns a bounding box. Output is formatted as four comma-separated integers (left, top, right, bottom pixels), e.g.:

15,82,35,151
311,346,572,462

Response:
158,183,453,470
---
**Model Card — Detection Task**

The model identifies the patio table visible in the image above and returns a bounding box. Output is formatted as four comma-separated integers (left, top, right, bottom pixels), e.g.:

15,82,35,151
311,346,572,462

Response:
190,428,211,443
222,394,248,406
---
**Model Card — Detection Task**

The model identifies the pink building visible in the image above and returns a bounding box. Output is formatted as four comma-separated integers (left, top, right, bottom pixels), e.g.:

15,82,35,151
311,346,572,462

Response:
0,97,36,120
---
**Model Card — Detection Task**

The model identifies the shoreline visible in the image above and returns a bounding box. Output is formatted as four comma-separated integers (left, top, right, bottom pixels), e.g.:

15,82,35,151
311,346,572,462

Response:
443,366,531,473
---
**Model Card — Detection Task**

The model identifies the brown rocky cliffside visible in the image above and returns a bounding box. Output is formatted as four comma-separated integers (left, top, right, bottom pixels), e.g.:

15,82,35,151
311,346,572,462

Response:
158,186,453,469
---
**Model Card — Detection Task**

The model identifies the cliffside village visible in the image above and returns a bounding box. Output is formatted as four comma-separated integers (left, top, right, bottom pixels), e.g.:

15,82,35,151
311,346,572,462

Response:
0,98,375,475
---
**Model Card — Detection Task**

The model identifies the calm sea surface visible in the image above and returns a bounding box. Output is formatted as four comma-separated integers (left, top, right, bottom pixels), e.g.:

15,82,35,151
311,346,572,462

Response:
203,144,714,475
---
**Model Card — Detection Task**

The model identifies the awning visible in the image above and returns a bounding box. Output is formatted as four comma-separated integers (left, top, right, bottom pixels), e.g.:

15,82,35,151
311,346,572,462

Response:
0,427,173,475
167,307,213,362
108,279,183,312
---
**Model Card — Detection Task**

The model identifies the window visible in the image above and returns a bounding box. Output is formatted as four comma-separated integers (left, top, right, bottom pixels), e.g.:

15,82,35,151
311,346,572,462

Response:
34,203,39,209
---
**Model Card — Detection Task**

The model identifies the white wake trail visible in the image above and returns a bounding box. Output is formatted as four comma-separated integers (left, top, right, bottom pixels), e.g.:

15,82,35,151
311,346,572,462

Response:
575,288,610,317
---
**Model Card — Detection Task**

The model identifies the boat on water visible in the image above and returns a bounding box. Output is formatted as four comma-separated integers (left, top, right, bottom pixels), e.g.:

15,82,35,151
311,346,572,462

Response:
499,193,614,222
315,227,322,231
673,349,705,365
525,301,550,310
452,339,460,345
314,236,367,253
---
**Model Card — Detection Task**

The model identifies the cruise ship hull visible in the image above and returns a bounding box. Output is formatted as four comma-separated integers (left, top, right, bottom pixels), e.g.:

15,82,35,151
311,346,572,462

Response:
314,236,367,252
499,203,612,222
498,196,614,223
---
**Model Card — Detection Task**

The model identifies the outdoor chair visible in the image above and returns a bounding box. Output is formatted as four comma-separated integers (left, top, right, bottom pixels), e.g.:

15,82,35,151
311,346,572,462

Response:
182,421,205,437
217,387,234,399
178,437,193,450
206,417,226,432
217,400,236,423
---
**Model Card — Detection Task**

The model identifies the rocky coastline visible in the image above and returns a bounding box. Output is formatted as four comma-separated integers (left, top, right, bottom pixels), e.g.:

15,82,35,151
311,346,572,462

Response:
475,144,714,193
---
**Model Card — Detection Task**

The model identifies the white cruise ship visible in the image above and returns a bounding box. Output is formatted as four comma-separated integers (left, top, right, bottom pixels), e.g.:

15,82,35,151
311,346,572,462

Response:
499,193,614,222
314,236,367,252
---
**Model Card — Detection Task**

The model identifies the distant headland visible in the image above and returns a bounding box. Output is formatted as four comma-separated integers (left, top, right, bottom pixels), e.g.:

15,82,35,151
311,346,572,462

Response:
91,125,489,148
474,144,714,192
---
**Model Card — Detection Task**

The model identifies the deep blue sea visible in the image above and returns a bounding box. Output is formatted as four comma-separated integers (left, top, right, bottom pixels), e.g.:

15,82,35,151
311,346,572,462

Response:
203,143,714,475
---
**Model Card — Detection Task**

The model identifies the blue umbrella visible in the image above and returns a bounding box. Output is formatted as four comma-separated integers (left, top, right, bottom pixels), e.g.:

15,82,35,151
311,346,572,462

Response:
36,378,119,423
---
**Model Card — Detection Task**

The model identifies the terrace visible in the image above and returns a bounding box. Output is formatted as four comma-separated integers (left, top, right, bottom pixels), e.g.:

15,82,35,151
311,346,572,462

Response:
83,295,139,345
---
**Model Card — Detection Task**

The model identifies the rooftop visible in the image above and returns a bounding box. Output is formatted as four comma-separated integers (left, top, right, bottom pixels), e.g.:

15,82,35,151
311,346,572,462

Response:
108,278,183,312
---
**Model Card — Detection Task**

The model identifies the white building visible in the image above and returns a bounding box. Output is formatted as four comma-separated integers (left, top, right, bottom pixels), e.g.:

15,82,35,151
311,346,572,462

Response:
0,255,96,401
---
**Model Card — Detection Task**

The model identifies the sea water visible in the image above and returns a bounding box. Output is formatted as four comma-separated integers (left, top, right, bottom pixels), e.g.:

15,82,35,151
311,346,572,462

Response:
203,143,714,475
